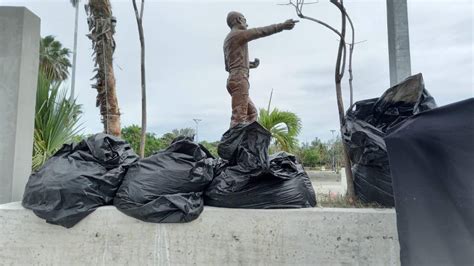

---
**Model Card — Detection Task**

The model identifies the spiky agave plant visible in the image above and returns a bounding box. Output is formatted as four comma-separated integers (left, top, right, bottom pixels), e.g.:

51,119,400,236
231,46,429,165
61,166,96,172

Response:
258,108,302,152
32,73,82,170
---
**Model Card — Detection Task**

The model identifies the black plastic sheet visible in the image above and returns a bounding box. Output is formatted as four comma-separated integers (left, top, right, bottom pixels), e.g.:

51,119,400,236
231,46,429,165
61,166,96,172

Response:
22,134,139,228
205,122,317,208
114,138,214,223
342,73,436,206
386,98,474,266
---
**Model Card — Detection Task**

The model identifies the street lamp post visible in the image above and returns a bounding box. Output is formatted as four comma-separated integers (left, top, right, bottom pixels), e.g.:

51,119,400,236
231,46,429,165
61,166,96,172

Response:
193,118,202,143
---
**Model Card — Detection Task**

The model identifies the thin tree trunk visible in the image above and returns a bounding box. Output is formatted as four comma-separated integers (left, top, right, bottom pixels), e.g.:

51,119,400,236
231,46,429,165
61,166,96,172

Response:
86,0,121,137
332,0,356,202
348,43,354,106
288,0,356,202
345,11,355,107
70,0,79,100
267,88,273,112
132,0,147,158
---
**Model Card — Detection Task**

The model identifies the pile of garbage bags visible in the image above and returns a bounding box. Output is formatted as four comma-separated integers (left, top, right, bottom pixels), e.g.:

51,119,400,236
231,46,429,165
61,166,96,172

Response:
342,73,436,206
22,122,316,228
206,122,317,208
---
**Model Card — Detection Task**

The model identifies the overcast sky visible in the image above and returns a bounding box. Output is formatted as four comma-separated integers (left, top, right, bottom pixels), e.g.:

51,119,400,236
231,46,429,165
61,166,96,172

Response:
2,0,473,142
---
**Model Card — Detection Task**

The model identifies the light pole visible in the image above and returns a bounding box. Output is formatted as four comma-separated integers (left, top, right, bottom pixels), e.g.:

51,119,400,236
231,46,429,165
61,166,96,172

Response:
193,118,202,143
330,129,336,172
70,0,80,100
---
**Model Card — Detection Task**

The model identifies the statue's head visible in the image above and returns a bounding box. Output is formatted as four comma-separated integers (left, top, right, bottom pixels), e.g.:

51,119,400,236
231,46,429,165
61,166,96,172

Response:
227,11,247,30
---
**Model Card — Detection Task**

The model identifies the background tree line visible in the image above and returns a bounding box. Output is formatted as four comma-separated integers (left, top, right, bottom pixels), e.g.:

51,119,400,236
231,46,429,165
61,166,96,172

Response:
294,137,344,169
121,125,343,169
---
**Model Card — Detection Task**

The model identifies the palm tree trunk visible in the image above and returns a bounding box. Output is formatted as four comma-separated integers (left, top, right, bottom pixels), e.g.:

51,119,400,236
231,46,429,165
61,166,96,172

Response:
103,62,121,136
70,0,79,100
86,0,121,136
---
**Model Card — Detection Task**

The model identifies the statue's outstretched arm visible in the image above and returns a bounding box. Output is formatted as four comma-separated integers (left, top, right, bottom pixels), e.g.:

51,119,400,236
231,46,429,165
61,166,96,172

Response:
242,24,285,43
241,19,298,43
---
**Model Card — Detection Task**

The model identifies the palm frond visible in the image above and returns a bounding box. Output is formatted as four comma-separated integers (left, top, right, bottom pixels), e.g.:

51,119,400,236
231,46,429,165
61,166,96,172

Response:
39,35,71,83
258,108,302,152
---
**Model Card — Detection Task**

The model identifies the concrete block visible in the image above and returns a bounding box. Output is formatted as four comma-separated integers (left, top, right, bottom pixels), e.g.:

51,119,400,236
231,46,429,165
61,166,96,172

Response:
0,202,400,265
0,7,40,203
312,168,347,197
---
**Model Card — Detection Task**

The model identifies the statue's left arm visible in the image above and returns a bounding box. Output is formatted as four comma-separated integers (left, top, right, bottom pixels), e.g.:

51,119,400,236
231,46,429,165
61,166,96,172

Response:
249,58,260,69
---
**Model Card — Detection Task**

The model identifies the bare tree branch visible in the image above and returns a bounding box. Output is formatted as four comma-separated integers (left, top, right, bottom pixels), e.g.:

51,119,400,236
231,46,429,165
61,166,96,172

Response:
132,0,147,158
286,0,347,77
139,0,144,20
330,0,347,79
342,3,355,106
132,0,140,24
284,0,356,203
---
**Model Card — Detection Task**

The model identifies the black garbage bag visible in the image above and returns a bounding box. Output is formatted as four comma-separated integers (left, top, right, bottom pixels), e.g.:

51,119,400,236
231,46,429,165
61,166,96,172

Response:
205,122,316,208
22,134,139,228
114,138,214,223
218,121,270,170
342,73,436,206
385,98,474,266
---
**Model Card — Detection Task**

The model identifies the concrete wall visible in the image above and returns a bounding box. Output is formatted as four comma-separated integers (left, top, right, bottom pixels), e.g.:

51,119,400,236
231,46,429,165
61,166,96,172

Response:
0,7,40,203
0,202,400,265
313,168,348,197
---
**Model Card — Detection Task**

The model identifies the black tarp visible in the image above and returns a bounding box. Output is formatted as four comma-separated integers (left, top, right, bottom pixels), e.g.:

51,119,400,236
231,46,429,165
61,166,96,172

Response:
22,134,139,228
342,73,436,206
205,122,317,208
385,98,474,266
114,138,214,223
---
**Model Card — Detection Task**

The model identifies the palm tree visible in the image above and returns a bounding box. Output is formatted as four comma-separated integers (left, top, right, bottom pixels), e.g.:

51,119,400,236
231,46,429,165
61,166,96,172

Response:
33,73,82,170
85,0,121,137
39,35,72,82
258,108,302,152
69,0,80,99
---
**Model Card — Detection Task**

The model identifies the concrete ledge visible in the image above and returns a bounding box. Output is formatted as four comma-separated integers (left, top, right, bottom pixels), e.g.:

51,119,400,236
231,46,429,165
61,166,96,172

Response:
0,202,399,265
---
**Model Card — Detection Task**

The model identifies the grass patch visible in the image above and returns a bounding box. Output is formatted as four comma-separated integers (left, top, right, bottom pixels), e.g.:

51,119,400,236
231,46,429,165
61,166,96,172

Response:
317,194,385,208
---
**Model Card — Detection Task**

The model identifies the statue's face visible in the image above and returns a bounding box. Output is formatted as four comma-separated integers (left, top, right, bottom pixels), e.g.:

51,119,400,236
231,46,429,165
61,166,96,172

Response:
237,15,248,30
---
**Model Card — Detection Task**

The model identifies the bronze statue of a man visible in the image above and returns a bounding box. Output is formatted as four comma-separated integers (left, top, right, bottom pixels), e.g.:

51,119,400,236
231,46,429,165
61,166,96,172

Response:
224,11,298,127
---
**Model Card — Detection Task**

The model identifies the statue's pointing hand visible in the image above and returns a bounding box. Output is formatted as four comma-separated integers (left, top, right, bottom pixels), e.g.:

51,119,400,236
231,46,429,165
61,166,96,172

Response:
283,19,299,30
250,58,260,69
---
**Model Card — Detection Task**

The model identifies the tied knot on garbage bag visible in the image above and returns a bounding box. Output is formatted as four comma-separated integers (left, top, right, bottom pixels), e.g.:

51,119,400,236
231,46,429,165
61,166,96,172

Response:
22,134,139,228
205,122,317,208
342,73,436,206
